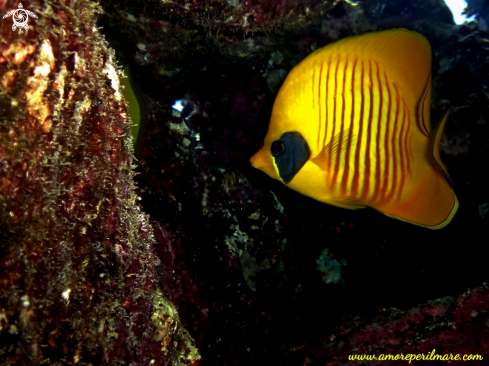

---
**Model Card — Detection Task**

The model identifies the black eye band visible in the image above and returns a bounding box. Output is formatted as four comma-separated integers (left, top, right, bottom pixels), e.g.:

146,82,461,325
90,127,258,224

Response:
272,132,310,184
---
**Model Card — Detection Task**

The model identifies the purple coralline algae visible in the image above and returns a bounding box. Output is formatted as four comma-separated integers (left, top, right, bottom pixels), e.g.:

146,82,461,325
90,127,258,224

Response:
283,285,489,365
0,0,199,364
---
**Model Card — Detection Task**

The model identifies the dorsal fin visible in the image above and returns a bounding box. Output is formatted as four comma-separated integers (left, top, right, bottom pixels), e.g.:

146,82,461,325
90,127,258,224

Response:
311,29,432,106
311,128,356,171
430,110,453,185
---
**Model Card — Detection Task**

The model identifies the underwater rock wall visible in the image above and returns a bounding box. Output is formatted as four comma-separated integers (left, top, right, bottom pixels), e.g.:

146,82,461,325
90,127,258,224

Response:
0,0,198,364
156,0,339,32
283,285,489,364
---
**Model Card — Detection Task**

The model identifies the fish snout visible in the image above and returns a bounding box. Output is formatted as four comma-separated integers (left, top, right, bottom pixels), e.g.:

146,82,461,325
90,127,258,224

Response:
250,148,267,170
250,146,279,179
250,147,279,180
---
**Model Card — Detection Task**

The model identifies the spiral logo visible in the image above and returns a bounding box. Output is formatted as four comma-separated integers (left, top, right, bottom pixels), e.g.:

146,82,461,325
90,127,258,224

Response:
2,3,38,33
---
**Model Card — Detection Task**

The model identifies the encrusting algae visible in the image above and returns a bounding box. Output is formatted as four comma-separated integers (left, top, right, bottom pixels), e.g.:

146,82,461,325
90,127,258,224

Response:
0,0,199,364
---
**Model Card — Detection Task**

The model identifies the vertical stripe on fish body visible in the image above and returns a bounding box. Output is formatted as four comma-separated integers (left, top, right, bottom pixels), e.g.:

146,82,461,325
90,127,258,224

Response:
250,29,458,229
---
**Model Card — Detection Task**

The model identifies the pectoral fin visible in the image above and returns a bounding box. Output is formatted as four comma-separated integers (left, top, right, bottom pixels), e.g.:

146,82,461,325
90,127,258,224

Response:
312,128,356,172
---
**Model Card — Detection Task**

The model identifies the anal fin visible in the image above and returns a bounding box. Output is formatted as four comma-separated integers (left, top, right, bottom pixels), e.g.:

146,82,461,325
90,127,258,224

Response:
327,196,366,210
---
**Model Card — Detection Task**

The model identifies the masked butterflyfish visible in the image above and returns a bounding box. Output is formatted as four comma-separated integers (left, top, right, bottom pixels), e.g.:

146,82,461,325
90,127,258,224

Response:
121,64,145,149
250,29,459,229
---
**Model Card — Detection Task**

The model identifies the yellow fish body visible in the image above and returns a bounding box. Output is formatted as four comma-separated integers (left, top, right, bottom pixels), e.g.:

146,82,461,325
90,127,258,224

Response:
250,29,458,229
121,64,144,149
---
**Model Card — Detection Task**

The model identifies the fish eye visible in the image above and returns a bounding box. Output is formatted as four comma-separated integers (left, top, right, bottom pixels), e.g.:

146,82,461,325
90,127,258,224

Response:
270,141,285,157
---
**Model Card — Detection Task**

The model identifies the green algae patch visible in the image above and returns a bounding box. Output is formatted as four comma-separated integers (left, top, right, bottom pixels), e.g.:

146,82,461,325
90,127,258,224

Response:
152,289,201,365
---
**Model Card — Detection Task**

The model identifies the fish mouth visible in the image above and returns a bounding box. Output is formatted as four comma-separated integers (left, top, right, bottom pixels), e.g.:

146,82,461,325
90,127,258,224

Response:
250,147,279,180
250,149,266,169
250,153,260,169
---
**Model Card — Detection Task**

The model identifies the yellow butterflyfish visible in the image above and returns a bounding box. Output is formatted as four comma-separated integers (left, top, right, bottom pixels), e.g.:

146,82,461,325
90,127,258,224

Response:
121,64,143,149
250,29,458,229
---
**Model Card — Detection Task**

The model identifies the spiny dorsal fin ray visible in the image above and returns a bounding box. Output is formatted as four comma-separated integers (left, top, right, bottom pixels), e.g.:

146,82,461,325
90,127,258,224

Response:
315,29,432,109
